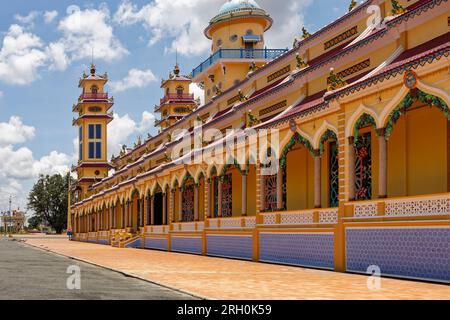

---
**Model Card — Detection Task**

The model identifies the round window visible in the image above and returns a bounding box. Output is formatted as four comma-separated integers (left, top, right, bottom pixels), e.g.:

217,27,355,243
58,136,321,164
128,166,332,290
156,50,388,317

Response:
246,29,254,35
95,170,100,176
230,34,238,42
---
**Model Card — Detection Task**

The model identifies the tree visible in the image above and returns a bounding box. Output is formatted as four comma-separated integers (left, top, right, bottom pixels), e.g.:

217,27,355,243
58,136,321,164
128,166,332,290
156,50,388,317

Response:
27,215,42,230
27,173,70,234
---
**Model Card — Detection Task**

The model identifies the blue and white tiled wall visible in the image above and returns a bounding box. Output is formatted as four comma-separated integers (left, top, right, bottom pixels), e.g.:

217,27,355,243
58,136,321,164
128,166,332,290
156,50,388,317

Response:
125,238,142,248
346,227,450,283
206,234,253,260
171,236,202,254
144,237,168,251
259,232,335,269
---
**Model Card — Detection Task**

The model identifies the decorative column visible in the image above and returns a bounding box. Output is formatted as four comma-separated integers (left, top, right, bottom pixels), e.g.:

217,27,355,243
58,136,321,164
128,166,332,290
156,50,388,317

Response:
143,196,149,226
170,190,175,223
150,196,155,225
162,193,167,225
377,128,387,198
242,173,248,216
194,185,199,221
348,137,356,201
217,179,223,217
121,203,125,229
178,188,183,222
276,165,283,210
206,180,212,218
314,150,322,208
140,198,145,227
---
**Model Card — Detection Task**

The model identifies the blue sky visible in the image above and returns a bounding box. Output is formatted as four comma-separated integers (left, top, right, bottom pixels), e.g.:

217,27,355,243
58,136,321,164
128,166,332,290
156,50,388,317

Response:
0,0,349,212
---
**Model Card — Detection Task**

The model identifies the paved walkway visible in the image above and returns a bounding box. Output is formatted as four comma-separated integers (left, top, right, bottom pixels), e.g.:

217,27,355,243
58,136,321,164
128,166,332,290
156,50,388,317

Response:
24,238,450,300
0,239,196,300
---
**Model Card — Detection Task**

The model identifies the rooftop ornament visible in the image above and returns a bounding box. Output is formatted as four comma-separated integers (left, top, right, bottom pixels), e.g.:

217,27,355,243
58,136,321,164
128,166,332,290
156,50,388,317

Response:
247,110,260,127
296,53,308,70
249,60,258,73
327,68,347,91
348,0,358,12
390,0,406,16
238,89,247,102
301,27,311,40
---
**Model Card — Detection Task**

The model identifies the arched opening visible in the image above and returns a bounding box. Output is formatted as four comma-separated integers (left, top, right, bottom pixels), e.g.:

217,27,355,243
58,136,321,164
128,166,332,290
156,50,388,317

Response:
352,113,377,201
319,130,339,208
176,86,184,96
181,174,195,222
385,90,449,197
280,133,315,211
262,147,286,211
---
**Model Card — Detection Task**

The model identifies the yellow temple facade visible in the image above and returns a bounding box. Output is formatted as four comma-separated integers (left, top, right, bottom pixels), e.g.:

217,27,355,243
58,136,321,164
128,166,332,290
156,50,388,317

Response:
70,0,450,283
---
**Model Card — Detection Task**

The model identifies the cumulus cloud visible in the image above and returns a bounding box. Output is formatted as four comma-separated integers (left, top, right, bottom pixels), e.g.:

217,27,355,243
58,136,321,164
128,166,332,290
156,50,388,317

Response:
108,111,157,157
43,10,58,24
0,117,73,211
0,25,47,85
109,68,157,93
14,11,41,26
0,116,36,146
113,0,313,56
47,6,128,70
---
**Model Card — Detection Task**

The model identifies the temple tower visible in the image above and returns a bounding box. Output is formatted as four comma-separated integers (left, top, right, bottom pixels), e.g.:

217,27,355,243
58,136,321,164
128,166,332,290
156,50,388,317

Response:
155,64,196,132
192,0,283,103
72,64,113,201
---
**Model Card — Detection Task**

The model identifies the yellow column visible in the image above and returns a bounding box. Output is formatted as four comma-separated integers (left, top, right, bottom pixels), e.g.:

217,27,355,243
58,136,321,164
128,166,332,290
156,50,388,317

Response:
242,173,247,216
314,151,322,208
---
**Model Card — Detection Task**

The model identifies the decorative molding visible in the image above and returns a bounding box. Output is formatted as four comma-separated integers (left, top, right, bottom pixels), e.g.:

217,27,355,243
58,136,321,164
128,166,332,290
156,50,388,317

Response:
259,100,288,117
324,25,358,50
267,65,291,83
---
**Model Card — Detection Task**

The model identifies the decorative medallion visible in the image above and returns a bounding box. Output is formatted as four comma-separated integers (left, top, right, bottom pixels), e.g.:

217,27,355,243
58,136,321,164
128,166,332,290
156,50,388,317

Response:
403,70,417,89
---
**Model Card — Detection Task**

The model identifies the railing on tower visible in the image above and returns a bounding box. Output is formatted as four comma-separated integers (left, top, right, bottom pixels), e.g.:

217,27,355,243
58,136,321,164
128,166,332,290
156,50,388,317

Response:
160,93,195,105
79,93,109,101
192,48,289,78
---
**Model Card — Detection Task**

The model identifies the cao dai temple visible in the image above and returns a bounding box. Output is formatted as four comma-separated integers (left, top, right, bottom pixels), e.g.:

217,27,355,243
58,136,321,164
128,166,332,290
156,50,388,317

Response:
69,0,450,283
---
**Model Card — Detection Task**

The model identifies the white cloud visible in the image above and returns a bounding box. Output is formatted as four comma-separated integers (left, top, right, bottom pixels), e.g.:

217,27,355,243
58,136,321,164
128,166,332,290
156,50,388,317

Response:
138,111,156,132
113,0,313,56
0,25,47,85
109,68,157,93
0,116,35,146
48,6,128,70
108,111,157,157
14,11,41,26
190,83,204,106
0,116,73,211
44,10,58,24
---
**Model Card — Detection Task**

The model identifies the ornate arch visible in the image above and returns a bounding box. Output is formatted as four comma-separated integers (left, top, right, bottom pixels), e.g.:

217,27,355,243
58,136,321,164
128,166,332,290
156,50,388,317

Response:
312,120,338,151
384,89,450,139
345,104,381,138
353,113,378,142
280,132,314,168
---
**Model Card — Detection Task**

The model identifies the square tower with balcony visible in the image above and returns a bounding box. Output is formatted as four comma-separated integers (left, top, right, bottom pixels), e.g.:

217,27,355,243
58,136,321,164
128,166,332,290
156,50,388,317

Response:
155,64,197,131
72,64,114,202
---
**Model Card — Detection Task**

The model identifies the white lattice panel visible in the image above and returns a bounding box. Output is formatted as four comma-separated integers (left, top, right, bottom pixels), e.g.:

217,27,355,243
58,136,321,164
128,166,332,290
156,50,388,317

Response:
220,218,243,229
386,197,450,217
245,216,256,228
319,209,338,224
354,203,378,217
197,222,205,231
263,214,277,225
280,211,314,225
180,223,197,232
208,219,220,229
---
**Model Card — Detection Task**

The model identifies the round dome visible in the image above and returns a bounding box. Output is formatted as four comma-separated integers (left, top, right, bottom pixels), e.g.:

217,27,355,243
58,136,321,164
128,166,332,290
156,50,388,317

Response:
217,0,262,16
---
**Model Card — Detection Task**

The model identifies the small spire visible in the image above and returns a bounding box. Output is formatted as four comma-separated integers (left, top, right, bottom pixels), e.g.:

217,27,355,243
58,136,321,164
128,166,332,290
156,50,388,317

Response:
90,63,96,75
174,63,180,76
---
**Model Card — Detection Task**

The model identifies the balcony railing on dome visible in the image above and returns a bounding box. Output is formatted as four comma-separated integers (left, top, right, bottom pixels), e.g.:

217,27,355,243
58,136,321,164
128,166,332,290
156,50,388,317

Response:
192,48,289,78
159,93,195,105
79,93,109,101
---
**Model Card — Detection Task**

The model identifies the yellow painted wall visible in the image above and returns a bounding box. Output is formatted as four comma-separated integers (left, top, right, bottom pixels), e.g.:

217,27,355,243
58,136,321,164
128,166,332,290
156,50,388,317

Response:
210,19,266,52
388,105,448,196
247,165,257,216
406,12,449,49
286,145,314,210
